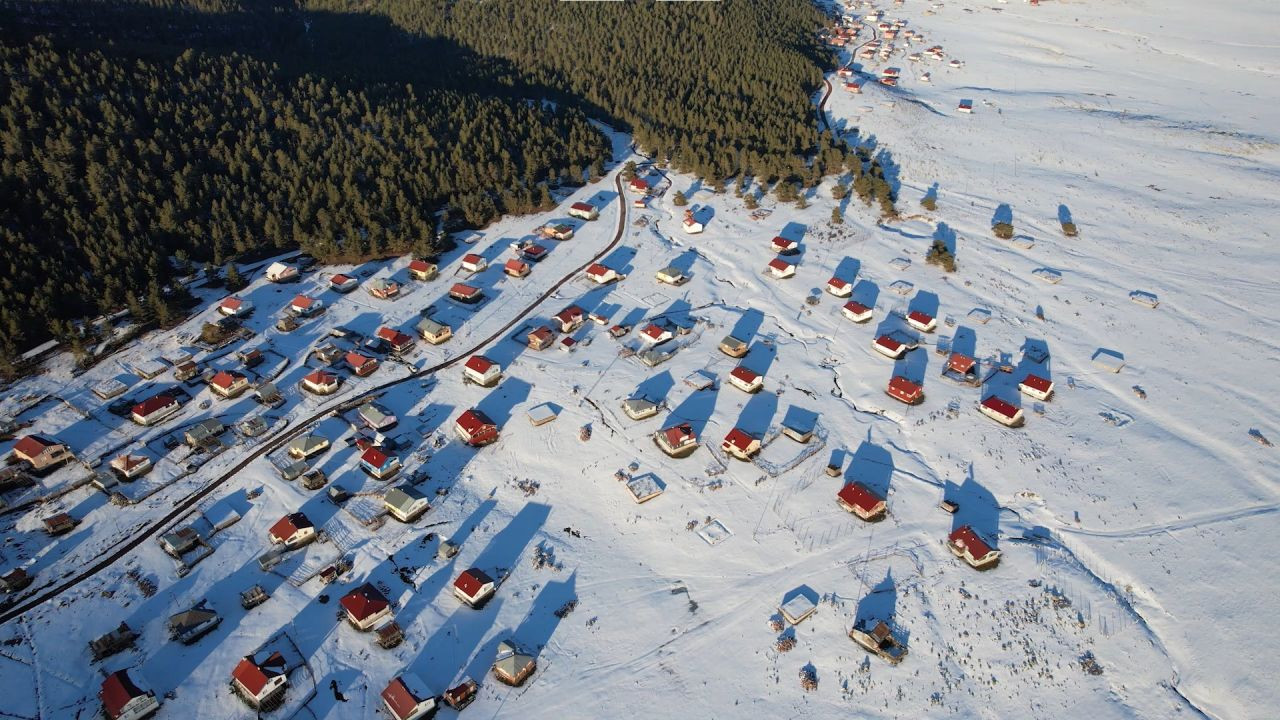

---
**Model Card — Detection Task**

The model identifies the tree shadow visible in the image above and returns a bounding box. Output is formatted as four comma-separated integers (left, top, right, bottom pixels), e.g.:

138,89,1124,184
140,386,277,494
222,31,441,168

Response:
1057,204,1073,225
873,148,901,196
922,182,939,205
991,203,1013,227
932,222,957,256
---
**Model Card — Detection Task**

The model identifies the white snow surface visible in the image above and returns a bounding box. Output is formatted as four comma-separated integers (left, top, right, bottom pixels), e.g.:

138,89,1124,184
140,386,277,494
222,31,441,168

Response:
2,1,1280,718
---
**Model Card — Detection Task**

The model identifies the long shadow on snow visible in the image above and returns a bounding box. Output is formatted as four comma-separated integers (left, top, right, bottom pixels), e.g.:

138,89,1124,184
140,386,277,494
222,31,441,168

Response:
847,435,893,497
947,465,1000,546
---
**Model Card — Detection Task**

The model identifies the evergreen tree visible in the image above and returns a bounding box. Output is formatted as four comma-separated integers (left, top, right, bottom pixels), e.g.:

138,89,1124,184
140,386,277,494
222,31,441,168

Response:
673,191,688,207
830,207,843,225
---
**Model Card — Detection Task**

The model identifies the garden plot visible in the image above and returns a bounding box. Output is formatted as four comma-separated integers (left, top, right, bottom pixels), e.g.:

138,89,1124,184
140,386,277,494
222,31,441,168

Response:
754,426,829,478
696,519,733,546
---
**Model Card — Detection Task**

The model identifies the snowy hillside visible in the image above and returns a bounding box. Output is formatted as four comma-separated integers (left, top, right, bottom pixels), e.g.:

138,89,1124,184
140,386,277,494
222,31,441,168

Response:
2,1,1278,719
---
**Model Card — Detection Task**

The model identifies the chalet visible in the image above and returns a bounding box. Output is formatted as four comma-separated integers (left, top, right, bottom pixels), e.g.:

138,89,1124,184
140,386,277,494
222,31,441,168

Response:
589,311,610,326
301,370,341,395
655,266,688,286
873,335,908,359
882,66,901,78
208,370,250,398
89,622,138,661
461,253,487,273
131,394,180,425
359,403,397,431
655,422,699,458
167,605,221,644
218,297,253,317
542,224,575,241
728,365,764,393
906,310,937,333
844,80,863,93
771,236,800,255
238,417,268,439
681,210,704,234
376,620,403,649
609,324,631,339
945,353,978,383
455,408,499,446
553,305,586,333
837,66,853,78
765,258,796,279
255,382,283,407
781,409,818,443
718,335,748,358
920,72,932,83
10,435,72,473
173,358,200,380
780,593,818,625
837,300,872,324
160,526,200,557
721,428,762,461
622,396,660,421
584,263,619,284
948,525,1000,569
232,651,289,709
381,673,436,720
0,568,32,593
184,418,225,448
560,336,577,351
449,283,484,303
568,201,599,221
384,486,430,522
632,196,646,208
99,670,160,720
837,482,887,520
979,395,1025,428
879,76,898,87
360,447,402,479
453,568,496,608
42,512,77,535
290,294,321,317
527,326,556,350
287,434,329,460
504,259,531,278
826,277,852,297
268,512,316,548
369,278,400,300
417,317,452,345
444,679,479,711
886,375,924,405
236,348,263,369
629,177,650,194
376,327,416,354
1019,374,1055,401
463,355,501,387
957,98,973,113
521,243,549,262
341,583,393,631
110,453,152,480
346,352,379,377
265,262,298,283
492,640,536,686
329,273,359,293
408,259,438,281
638,323,673,346
849,618,907,664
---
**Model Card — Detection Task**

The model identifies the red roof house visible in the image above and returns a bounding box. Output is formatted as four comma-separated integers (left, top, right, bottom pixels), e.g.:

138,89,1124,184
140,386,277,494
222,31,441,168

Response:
346,352,379,377
461,253,487,273
455,408,499,446
886,376,924,405
873,335,906,359
449,283,484,303
584,263,619,284
131,394,180,426
527,326,556,350
232,651,289,708
771,236,800,254
948,525,1000,568
463,355,501,387
553,305,586,333
629,177,650,193
655,423,699,457
453,568,496,607
330,274,359,293
639,323,673,346
340,583,392,630
209,370,249,398
100,669,160,720
842,300,873,323
381,673,436,720
376,327,416,354
765,257,796,279
521,244,548,262
408,259,438,281
948,353,976,376
837,482,887,521
301,370,340,395
728,365,763,393
906,310,937,333
11,435,72,472
268,512,315,547
721,428,761,461
504,258,530,278
1018,374,1054,401
826,277,852,297
979,395,1025,427
568,201,598,220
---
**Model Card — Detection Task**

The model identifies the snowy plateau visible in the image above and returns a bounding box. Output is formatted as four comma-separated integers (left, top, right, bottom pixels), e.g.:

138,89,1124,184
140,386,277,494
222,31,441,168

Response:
1,0,1278,719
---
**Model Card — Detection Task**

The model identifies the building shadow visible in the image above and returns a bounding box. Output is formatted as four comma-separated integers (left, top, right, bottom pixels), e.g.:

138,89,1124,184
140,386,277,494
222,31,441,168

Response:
947,465,999,543
847,435,893,497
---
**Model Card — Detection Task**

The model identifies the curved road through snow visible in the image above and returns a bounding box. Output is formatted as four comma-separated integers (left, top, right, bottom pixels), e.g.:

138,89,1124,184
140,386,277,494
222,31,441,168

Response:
0,168,634,624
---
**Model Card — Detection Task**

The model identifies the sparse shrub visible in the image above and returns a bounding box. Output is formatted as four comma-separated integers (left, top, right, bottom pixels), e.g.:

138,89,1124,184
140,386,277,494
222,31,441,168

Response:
926,239,956,272
921,195,937,211
832,183,848,200
672,190,688,207
830,207,843,225
993,222,1014,240
744,194,759,210
1061,221,1078,237
796,194,808,209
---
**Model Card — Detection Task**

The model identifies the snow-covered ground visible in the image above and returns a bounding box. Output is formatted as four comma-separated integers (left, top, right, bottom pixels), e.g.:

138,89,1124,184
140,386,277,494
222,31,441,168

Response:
2,1,1279,718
